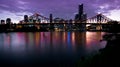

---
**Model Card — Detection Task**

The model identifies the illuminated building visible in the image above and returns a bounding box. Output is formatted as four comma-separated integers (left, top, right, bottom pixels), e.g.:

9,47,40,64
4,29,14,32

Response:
54,18,65,23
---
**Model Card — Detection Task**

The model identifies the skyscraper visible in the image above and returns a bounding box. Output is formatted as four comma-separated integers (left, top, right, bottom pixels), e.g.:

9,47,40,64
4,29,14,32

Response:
6,18,11,24
75,4,87,23
24,15,29,23
0,20,5,24
78,4,83,20
50,14,53,24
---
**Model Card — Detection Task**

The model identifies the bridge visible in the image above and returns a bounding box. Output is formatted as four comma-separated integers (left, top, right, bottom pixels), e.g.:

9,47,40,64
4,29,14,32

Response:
28,13,49,23
0,13,119,32
87,13,113,23
28,13,114,24
30,13,115,31
20,13,114,24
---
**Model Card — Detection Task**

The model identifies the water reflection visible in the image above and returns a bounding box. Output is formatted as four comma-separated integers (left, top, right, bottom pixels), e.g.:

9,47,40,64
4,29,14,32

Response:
86,32,106,54
0,32,106,61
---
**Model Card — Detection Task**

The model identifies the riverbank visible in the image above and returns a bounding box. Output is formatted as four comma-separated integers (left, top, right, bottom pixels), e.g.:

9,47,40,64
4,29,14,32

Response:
77,33,120,67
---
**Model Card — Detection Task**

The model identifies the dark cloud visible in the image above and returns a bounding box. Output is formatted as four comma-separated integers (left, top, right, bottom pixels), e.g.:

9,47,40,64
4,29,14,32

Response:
0,0,120,19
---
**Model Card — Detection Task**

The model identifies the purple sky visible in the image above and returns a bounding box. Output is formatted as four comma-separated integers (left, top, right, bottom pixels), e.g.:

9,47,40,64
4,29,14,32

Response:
0,0,120,23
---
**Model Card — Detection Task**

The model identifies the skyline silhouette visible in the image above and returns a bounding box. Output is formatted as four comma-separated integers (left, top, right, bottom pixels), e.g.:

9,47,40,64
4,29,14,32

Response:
0,0,120,23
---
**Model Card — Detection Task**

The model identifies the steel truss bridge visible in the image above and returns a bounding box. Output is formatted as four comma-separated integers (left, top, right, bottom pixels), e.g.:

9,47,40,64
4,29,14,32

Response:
24,13,116,31
0,13,119,31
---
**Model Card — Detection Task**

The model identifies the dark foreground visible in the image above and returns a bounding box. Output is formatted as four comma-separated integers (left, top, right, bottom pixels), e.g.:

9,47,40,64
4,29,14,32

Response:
0,51,78,67
78,33,120,67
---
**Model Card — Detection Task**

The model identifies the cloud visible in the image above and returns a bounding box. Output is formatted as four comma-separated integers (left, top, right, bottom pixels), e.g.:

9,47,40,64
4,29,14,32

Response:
18,0,28,5
0,0,120,22
0,10,32,23
0,4,9,8
104,9,120,21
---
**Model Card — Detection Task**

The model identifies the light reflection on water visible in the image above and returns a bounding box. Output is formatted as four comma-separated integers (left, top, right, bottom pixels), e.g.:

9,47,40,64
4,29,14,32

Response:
0,32,106,64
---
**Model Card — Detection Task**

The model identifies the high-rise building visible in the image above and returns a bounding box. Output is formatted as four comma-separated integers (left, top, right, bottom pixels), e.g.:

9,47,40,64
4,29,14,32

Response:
75,4,87,23
24,15,29,23
82,14,87,22
75,14,79,20
50,14,53,23
78,4,83,20
0,20,5,24
74,4,87,31
6,18,11,24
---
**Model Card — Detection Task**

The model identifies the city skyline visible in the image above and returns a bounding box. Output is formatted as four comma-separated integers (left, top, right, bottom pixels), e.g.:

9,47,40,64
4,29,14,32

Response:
0,0,120,23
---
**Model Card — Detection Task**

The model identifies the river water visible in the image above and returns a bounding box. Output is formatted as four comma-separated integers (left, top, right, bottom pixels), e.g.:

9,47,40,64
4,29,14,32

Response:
0,32,106,66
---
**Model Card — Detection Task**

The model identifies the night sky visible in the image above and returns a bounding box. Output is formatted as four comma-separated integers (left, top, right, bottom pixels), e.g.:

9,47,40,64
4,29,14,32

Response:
0,0,120,23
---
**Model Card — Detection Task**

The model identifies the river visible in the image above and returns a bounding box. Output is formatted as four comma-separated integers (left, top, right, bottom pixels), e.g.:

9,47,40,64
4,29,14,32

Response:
0,32,107,66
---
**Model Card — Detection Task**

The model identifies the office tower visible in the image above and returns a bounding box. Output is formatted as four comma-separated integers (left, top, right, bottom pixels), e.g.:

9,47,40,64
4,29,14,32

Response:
1,20,5,24
50,14,53,24
75,4,84,21
75,14,79,20
78,4,83,21
79,4,83,15
75,4,87,23
6,18,11,24
24,15,29,23
82,14,87,23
